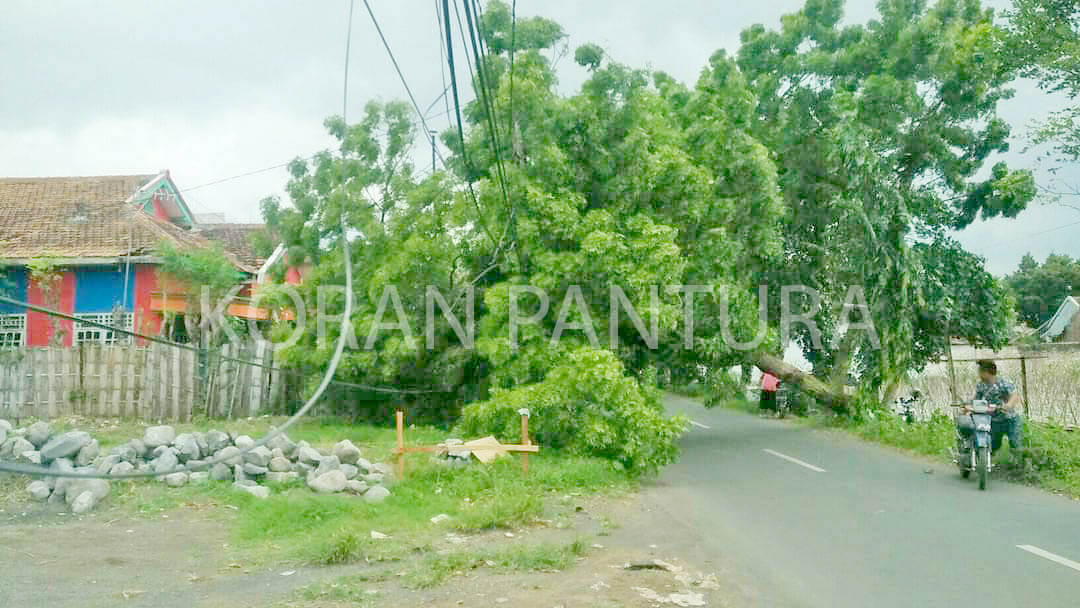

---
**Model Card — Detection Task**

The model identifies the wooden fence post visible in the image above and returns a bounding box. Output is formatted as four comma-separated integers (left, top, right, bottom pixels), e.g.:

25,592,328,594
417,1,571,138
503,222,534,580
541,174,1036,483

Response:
1020,356,1031,417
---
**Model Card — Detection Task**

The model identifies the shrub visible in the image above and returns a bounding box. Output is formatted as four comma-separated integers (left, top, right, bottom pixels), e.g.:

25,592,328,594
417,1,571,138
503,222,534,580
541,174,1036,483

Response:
456,347,688,475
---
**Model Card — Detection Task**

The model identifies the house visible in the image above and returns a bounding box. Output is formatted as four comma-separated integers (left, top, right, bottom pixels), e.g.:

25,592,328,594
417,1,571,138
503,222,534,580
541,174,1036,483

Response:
0,172,285,347
1039,296,1080,342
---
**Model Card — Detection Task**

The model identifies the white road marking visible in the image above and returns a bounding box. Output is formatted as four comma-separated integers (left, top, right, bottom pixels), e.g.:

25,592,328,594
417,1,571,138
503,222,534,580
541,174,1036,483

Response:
763,449,826,473
1017,545,1080,573
689,420,711,430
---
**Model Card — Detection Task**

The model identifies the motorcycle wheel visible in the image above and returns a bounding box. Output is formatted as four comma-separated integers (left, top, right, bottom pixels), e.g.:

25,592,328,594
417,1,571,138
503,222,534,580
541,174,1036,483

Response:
977,446,989,491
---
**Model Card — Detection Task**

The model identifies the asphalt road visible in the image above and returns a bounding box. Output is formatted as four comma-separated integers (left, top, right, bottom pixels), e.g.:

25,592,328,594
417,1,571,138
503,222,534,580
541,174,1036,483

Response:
629,394,1080,607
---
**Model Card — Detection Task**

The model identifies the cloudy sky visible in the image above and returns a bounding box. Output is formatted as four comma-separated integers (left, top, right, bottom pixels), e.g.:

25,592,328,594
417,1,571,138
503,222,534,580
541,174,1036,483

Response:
2,0,1078,275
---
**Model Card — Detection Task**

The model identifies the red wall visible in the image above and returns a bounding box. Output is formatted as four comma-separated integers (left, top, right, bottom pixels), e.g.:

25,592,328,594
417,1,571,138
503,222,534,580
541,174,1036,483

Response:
133,264,163,343
26,271,75,347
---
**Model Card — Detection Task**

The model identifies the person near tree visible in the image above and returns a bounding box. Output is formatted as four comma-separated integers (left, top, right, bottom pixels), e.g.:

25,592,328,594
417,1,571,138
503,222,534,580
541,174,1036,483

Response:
759,370,779,413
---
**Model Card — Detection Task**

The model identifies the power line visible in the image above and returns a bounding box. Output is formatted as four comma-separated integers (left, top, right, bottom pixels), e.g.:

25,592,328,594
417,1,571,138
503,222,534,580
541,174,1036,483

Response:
441,0,493,244
360,0,444,167
179,156,318,193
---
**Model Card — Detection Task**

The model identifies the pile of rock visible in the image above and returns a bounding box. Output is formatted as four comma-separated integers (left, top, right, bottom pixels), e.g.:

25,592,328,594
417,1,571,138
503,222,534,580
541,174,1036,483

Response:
0,419,393,513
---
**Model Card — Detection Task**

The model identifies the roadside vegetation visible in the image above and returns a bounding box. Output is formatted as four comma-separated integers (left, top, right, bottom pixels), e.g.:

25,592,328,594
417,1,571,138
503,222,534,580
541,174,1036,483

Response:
0,415,632,572
710,391,1080,499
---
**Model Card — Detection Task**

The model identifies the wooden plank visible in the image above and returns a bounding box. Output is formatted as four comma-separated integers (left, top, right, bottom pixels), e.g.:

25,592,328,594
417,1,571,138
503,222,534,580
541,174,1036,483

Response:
119,344,131,418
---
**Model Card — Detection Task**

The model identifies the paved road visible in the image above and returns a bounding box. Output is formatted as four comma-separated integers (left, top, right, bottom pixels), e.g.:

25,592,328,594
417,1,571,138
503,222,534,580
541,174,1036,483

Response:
627,394,1080,607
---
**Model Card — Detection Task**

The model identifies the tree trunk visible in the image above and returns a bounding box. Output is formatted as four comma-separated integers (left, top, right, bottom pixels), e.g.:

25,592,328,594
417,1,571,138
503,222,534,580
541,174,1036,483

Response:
753,352,849,412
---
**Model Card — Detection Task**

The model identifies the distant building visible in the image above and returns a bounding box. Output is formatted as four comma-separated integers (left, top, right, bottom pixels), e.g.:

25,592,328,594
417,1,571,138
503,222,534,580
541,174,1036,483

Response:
0,172,290,347
1039,296,1080,343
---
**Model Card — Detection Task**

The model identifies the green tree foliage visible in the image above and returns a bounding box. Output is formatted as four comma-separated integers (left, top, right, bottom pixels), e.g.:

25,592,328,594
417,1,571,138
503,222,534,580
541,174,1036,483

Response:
735,0,1031,396
1006,253,1080,326
156,240,248,345
1006,0,1080,185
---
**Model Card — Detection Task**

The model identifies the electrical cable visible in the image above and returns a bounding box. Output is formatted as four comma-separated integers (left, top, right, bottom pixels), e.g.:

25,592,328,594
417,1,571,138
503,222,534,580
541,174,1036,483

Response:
360,0,445,168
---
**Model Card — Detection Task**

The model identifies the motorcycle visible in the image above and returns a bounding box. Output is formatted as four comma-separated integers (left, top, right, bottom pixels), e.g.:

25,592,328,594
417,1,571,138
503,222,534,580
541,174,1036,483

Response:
951,399,995,491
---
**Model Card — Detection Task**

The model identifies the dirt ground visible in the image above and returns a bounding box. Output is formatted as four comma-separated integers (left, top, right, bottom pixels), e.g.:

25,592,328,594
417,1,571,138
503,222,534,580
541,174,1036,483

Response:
0,485,735,608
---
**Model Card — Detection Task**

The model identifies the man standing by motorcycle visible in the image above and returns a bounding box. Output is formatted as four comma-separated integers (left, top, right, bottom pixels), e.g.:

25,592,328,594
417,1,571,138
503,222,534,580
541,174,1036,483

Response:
973,359,1024,460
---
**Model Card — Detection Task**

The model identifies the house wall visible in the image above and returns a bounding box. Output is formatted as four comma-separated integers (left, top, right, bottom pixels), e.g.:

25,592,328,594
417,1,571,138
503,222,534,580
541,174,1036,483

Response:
73,267,136,313
132,264,162,343
0,268,27,313
26,271,75,347
1063,312,1080,342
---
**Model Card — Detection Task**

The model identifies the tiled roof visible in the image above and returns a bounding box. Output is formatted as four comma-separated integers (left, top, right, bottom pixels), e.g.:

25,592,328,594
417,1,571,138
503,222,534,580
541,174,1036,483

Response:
0,175,253,271
195,223,270,271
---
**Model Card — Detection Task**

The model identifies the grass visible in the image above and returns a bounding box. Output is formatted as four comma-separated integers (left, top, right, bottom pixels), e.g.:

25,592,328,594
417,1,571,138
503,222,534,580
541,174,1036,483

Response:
2,414,633,573
289,538,589,606
227,451,628,566
787,405,1080,498
403,537,589,589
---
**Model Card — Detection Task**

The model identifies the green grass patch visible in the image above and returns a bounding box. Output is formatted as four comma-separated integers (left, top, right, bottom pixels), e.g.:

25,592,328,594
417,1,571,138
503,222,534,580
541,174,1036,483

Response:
227,452,629,565
404,537,589,589
795,407,1080,498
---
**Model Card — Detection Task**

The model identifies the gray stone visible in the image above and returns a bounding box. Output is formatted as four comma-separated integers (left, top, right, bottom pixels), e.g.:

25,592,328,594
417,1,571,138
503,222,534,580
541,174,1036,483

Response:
233,483,269,499
0,436,17,458
341,464,359,480
152,449,179,475
345,480,369,495
188,471,209,484
356,457,373,473
110,461,135,476
307,469,347,493
0,419,11,433
242,463,268,476
17,450,40,464
270,447,284,459
243,446,272,468
164,472,188,487
430,513,452,525
233,435,254,451
205,430,230,453
186,459,207,471
143,425,176,449
70,490,96,514
172,433,200,462
333,440,362,465
215,446,243,465
369,462,393,478
297,446,322,466
268,456,292,473
314,455,341,477
363,473,385,486
209,462,232,481
233,464,248,482
26,421,52,448
65,478,109,505
97,454,121,473
295,461,313,474
193,432,209,456
75,440,100,467
296,440,311,449
0,427,6,445
39,431,91,462
363,485,390,504
233,478,257,487
266,432,297,458
127,439,148,459
151,445,171,459
27,480,51,501
265,471,298,484
111,445,137,463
